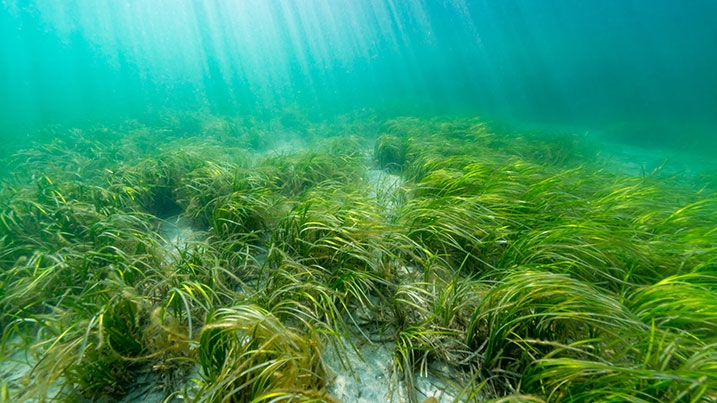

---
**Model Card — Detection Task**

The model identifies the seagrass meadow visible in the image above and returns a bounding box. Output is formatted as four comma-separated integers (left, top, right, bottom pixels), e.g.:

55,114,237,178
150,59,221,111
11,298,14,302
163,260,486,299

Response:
3,1,717,401
0,113,715,402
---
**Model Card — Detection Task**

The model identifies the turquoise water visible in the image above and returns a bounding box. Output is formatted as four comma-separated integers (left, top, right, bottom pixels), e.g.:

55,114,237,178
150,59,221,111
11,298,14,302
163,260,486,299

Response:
1,0,716,153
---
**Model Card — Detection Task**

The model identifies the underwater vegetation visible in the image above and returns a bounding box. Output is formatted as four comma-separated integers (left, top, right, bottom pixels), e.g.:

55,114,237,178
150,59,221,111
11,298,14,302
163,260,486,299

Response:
0,113,716,402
